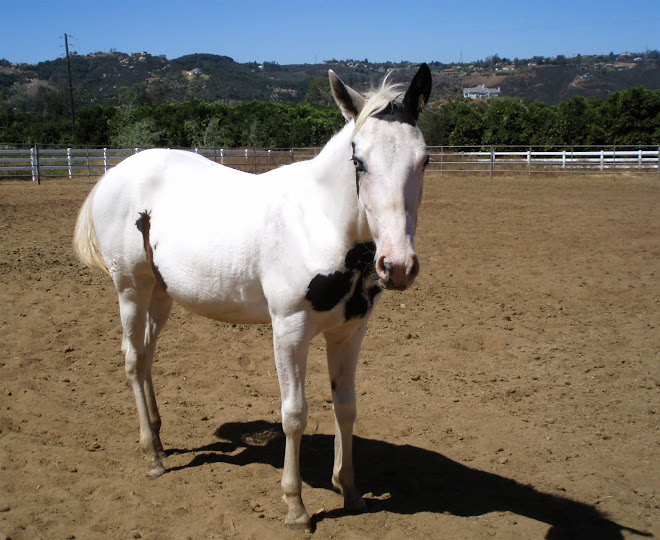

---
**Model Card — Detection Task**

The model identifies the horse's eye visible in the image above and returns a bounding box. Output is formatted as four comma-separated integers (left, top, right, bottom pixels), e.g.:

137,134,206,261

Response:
352,157,365,173
423,155,431,168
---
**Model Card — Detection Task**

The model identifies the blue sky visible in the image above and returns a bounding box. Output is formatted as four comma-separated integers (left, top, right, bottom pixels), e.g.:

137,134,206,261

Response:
1,0,658,65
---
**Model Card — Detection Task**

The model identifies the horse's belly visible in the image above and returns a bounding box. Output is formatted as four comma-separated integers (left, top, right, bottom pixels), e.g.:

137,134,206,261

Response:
154,250,271,324
166,277,271,324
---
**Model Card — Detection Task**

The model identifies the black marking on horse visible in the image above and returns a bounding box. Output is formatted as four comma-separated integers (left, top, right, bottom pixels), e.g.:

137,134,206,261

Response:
305,241,382,321
331,380,337,391
373,102,417,127
135,210,168,291
345,242,376,272
351,142,362,197
305,271,353,312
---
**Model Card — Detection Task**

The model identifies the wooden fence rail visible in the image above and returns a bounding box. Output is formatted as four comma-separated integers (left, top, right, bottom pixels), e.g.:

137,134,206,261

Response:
0,145,658,182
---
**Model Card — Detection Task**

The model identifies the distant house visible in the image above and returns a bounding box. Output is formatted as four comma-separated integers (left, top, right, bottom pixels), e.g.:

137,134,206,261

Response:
186,68,203,76
463,83,501,99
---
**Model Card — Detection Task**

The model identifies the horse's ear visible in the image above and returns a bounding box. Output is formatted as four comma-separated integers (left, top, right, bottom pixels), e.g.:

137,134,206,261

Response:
403,63,432,120
329,70,366,121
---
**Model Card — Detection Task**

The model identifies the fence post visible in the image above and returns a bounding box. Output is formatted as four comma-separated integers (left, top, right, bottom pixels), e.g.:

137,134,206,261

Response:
440,146,444,177
86,148,91,182
658,146,660,177
290,149,295,163
31,146,40,184
490,146,494,178
527,149,531,177
220,148,224,165
103,148,108,172
67,148,73,178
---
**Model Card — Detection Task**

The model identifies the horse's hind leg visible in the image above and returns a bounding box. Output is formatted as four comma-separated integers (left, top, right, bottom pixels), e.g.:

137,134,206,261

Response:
117,275,165,478
144,283,172,459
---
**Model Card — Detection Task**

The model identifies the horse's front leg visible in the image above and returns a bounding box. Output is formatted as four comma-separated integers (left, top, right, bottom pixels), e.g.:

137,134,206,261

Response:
272,314,311,530
324,320,369,513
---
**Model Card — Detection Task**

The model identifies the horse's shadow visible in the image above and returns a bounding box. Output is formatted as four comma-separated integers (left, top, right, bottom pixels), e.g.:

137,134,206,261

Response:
167,420,650,539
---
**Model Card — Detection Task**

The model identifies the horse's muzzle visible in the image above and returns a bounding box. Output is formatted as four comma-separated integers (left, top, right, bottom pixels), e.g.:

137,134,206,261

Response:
376,254,419,291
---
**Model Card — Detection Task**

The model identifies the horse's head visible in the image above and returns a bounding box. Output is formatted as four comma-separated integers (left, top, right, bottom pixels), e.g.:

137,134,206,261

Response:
329,64,432,291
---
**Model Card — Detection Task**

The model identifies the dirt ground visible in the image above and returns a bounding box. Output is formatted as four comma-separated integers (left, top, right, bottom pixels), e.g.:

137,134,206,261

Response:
0,172,658,540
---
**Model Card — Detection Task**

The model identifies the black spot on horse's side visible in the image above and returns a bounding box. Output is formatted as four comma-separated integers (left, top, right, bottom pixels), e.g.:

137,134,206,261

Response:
135,209,168,292
305,271,353,312
135,210,151,235
151,263,168,292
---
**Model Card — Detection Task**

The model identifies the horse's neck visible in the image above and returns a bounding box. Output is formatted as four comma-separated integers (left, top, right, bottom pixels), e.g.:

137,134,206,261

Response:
309,123,371,245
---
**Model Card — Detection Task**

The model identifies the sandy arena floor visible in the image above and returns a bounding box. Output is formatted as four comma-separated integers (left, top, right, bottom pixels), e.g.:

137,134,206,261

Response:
0,172,658,539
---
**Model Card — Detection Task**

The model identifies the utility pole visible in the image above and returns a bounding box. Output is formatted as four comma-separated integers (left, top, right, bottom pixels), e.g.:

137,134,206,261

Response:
64,33,76,138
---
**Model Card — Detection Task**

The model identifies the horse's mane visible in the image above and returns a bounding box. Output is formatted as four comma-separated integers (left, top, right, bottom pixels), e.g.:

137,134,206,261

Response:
353,72,405,136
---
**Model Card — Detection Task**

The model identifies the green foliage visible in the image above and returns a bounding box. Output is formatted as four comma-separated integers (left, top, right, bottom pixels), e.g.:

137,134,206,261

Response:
0,85,658,149
419,87,660,148
600,86,660,145
110,115,164,148
75,105,118,146
482,98,529,147
305,77,333,106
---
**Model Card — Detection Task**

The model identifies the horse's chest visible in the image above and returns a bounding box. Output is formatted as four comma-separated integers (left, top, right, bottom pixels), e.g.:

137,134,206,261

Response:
305,242,382,321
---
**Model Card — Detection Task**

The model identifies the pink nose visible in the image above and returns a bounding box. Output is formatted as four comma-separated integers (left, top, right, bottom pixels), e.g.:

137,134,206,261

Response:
376,254,420,290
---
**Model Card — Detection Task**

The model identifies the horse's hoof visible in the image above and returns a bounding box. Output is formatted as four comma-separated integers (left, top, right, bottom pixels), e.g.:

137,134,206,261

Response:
285,513,311,532
345,494,366,513
146,462,165,479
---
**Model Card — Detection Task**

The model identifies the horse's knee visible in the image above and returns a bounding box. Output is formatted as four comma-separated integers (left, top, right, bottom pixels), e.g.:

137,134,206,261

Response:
333,399,357,424
281,399,308,437
124,349,146,380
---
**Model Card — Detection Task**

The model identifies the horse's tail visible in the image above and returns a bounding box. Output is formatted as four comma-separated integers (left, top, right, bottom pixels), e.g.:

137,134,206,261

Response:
73,178,110,275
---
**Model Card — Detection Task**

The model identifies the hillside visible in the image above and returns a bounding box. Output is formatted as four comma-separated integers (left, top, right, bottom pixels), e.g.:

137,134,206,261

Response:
1,50,659,111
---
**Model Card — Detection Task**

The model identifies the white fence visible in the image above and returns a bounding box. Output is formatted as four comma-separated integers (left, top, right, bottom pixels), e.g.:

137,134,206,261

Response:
1,145,658,182
0,147,321,183
428,147,660,176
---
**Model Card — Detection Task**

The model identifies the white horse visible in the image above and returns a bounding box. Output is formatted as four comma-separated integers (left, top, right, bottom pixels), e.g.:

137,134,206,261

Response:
74,64,432,529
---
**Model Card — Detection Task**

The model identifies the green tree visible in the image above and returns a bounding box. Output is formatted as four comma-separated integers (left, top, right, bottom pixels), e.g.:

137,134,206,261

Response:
448,105,485,148
557,96,604,145
421,101,485,146
482,98,529,147
305,77,333,106
600,87,660,145
524,102,561,147
75,105,118,146
110,114,163,148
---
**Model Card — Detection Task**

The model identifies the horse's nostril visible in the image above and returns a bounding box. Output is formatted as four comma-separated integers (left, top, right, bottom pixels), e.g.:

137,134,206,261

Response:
383,261,394,275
